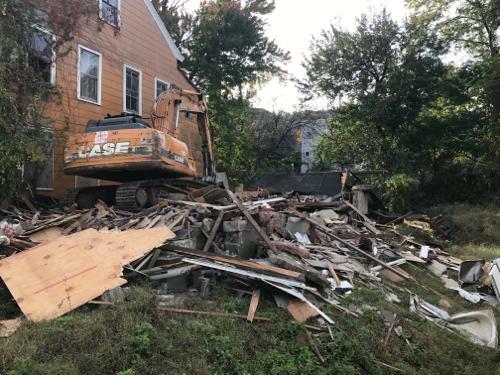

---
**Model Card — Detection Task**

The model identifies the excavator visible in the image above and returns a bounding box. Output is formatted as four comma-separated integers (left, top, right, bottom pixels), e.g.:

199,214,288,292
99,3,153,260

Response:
63,87,221,210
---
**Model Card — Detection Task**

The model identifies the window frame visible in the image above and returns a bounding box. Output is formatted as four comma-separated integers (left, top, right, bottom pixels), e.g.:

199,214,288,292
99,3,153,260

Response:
155,77,170,99
99,0,121,27
123,64,142,115
77,44,102,105
32,25,57,86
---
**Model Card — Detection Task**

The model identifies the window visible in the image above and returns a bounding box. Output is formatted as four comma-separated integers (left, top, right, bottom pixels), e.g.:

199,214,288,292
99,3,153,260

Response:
77,45,102,104
155,78,169,98
124,65,142,114
100,0,120,27
29,26,56,87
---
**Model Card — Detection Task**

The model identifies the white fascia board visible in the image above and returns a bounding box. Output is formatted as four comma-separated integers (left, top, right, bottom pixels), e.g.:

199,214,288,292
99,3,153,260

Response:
143,0,184,62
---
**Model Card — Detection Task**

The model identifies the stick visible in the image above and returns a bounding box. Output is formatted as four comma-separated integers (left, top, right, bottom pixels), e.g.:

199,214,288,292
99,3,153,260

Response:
344,201,381,234
225,189,278,253
288,210,410,280
246,289,261,322
157,307,271,321
202,211,224,252
306,330,325,363
327,261,341,286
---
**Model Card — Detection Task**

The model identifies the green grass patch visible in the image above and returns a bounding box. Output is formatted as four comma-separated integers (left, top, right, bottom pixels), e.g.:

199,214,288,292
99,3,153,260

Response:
0,284,498,374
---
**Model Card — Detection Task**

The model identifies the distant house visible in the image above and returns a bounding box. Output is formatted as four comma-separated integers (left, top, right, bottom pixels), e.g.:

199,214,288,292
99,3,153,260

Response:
30,0,197,197
297,117,328,173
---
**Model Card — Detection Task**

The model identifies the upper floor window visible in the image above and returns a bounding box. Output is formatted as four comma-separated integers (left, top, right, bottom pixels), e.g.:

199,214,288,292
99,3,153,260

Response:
124,65,142,114
29,26,56,87
100,0,120,27
77,45,102,105
155,78,169,99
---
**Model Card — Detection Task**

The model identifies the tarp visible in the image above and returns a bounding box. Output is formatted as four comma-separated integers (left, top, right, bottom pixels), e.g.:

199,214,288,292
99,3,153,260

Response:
251,172,342,196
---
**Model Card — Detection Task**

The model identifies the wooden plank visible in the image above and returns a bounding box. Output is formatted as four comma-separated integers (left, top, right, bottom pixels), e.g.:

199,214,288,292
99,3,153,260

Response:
202,211,224,252
327,261,341,286
0,227,175,322
286,300,319,322
225,189,278,253
246,289,261,322
164,244,302,279
289,210,410,281
344,201,381,234
158,307,271,321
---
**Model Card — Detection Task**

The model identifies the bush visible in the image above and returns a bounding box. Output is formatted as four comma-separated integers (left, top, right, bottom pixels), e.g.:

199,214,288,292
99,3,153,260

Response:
383,173,420,213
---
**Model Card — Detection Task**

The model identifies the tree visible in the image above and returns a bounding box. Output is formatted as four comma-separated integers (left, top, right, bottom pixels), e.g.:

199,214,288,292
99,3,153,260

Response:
183,0,288,99
301,9,489,208
409,0,500,58
0,0,96,200
152,0,192,48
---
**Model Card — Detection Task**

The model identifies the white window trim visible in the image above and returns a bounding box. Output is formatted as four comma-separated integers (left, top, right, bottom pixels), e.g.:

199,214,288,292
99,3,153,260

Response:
99,0,121,27
33,25,57,86
77,45,102,105
154,77,170,99
123,64,142,115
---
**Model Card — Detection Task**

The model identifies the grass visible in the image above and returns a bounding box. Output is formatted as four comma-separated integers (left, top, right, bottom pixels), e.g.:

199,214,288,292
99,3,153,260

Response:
1,203,499,374
1,279,499,375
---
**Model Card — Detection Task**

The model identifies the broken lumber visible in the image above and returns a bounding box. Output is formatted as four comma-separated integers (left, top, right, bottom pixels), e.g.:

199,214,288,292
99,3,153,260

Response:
157,307,271,321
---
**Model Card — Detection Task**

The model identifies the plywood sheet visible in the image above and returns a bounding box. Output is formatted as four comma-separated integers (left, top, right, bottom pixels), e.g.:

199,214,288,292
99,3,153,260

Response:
287,300,319,322
0,227,175,322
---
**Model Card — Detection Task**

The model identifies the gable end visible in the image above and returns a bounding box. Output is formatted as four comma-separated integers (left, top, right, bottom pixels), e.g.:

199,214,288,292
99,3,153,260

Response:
143,0,184,62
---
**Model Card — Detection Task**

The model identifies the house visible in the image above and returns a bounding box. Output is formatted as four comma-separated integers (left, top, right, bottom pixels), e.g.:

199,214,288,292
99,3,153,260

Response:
298,117,327,173
31,0,198,198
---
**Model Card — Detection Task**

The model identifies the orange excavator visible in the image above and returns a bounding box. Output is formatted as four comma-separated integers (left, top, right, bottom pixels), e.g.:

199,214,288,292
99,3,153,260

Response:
63,87,219,210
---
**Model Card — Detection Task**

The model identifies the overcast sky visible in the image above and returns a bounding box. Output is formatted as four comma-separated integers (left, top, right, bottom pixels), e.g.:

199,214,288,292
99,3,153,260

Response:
184,0,408,112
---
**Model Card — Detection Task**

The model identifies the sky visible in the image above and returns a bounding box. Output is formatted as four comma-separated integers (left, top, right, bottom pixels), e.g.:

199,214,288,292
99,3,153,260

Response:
184,0,409,112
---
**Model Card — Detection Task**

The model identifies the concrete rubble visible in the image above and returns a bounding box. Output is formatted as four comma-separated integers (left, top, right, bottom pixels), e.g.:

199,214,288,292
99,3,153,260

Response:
0,181,498,350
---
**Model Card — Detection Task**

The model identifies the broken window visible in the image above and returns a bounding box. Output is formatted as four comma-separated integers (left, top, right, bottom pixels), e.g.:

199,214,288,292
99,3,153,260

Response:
124,66,141,114
155,78,169,98
29,27,55,89
100,0,120,27
78,45,101,104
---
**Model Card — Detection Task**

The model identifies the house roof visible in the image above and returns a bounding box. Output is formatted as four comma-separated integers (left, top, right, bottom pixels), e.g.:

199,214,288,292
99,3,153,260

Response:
143,0,184,62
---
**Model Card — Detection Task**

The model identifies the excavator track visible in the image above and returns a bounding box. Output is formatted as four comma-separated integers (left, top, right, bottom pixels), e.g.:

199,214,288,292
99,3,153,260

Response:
63,179,225,212
115,181,153,212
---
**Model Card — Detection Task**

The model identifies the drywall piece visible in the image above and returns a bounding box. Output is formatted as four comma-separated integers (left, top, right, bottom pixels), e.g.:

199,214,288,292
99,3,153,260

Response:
0,228,175,322
428,260,448,277
419,246,430,259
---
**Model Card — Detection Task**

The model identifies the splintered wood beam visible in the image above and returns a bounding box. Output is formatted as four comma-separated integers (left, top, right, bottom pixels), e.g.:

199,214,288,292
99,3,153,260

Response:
288,210,410,281
246,289,261,322
202,210,224,252
225,189,278,253
344,201,381,234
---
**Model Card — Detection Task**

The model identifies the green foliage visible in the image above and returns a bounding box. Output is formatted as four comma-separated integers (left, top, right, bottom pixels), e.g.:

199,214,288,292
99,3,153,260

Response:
183,0,287,99
305,7,500,209
0,284,498,374
155,1,290,184
0,1,49,200
383,174,420,213
0,0,96,200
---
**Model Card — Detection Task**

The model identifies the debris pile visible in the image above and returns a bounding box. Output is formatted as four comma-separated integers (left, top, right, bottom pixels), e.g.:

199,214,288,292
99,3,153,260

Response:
0,186,498,349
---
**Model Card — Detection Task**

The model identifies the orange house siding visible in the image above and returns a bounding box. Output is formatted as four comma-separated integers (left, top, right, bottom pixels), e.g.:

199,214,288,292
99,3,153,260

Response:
43,0,197,197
